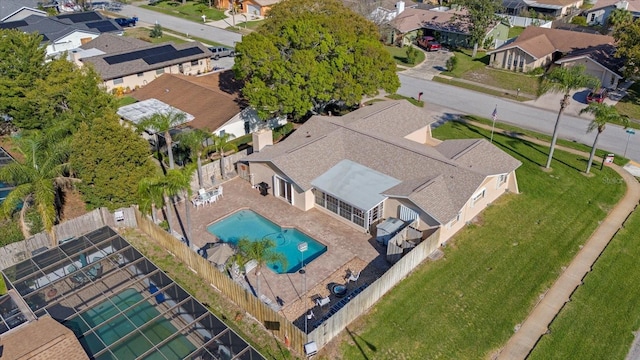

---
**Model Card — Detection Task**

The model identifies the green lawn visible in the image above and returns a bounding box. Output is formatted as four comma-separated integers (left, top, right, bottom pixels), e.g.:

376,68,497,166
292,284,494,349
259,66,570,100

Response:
440,49,540,96
508,26,526,38
529,203,640,359
384,45,426,68
117,96,138,107
386,94,424,107
338,121,625,359
142,1,226,23
616,81,640,123
124,27,187,44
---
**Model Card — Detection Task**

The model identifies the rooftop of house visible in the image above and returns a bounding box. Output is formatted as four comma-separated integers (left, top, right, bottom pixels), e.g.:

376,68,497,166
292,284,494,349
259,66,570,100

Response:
587,0,640,12
555,43,625,77
130,71,246,132
524,0,580,7
80,33,149,54
246,100,521,222
0,1,40,21
0,316,89,360
391,7,471,34
80,41,212,80
0,11,122,43
489,26,615,59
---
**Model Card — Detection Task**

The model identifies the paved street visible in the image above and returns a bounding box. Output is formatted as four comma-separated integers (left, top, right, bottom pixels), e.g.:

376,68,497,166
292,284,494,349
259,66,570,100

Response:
397,74,640,162
111,3,640,162
114,3,242,47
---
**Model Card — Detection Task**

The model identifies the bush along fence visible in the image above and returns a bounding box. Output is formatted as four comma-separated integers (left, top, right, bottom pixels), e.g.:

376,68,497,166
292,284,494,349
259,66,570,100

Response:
134,208,307,355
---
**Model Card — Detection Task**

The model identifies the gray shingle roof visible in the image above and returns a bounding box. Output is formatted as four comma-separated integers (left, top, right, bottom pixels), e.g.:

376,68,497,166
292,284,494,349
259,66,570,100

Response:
80,33,149,54
81,42,212,80
0,12,122,43
246,100,521,222
0,1,40,21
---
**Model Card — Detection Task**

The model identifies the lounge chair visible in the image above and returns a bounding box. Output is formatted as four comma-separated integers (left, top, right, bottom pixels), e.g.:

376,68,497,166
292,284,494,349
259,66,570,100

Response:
348,271,360,284
316,296,330,307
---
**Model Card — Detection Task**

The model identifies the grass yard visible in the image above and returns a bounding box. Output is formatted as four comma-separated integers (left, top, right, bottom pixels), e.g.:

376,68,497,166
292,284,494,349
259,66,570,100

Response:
615,81,640,122
528,203,640,359
440,49,488,77
508,26,526,38
142,1,225,23
384,45,426,67
117,96,137,107
337,121,625,359
386,93,424,107
124,27,187,44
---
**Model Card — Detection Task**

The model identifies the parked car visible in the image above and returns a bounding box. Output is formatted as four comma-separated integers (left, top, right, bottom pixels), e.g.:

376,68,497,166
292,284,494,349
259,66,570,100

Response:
114,17,138,27
587,88,608,103
208,46,235,60
417,36,441,52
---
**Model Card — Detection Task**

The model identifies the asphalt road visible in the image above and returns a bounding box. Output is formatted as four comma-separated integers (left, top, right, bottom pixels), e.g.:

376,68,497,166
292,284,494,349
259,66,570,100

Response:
113,3,640,162
114,3,242,47
398,74,640,163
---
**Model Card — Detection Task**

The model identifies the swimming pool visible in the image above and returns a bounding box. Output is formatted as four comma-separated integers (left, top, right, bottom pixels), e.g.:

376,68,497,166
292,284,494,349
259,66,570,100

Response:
0,182,11,204
64,288,196,359
207,209,327,274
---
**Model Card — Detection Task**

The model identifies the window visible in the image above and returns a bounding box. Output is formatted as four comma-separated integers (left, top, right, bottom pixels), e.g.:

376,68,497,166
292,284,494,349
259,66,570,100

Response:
471,189,486,207
137,72,144,77
507,53,513,69
314,189,325,207
314,189,367,228
590,13,595,22
497,174,507,188
326,194,338,213
156,68,165,75
191,60,198,66
113,78,123,85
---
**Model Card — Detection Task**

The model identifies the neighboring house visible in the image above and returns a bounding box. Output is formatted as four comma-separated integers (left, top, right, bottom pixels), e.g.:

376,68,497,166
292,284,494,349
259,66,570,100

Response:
524,0,584,17
390,6,509,48
555,44,624,88
129,71,285,137
501,0,529,16
584,0,640,25
79,35,213,92
0,11,123,58
488,27,618,82
1,5,45,22
244,100,521,246
241,0,279,16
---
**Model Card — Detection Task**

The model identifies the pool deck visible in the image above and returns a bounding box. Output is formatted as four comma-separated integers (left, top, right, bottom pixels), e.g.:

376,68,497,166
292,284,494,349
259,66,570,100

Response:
166,177,390,328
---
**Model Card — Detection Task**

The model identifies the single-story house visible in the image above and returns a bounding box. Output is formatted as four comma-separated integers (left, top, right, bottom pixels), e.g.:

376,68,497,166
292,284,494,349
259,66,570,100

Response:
488,27,616,78
390,6,509,48
129,71,285,138
584,0,640,25
0,11,123,57
241,0,279,17
243,100,521,246
554,44,624,88
523,0,584,17
78,34,213,93
0,4,44,22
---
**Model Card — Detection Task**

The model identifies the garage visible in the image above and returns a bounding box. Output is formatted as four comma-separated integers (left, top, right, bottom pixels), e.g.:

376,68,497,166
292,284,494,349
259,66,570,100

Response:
247,4,261,16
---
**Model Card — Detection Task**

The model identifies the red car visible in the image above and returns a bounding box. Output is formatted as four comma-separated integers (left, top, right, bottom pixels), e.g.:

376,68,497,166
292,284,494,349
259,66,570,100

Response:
587,88,608,103
417,36,441,52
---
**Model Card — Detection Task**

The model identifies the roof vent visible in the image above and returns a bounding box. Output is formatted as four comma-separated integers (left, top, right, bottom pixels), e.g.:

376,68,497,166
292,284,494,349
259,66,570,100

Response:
306,132,311,138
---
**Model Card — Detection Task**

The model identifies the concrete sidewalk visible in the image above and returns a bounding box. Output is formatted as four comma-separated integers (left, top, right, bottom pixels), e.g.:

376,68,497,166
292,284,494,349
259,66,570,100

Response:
472,121,640,360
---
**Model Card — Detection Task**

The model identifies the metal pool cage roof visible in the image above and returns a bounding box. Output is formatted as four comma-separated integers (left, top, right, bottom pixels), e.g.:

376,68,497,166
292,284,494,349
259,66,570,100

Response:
0,226,264,360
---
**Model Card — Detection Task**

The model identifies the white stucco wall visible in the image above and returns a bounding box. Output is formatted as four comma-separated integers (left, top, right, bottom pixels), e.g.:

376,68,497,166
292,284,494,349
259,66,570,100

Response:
47,31,100,57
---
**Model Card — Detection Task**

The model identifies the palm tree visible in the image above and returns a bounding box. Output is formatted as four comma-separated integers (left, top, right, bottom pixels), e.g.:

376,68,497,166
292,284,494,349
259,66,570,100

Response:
138,176,164,224
212,133,238,180
607,8,633,29
538,65,599,169
230,238,287,298
138,111,187,170
177,129,213,188
579,102,629,174
0,134,72,245
167,164,196,242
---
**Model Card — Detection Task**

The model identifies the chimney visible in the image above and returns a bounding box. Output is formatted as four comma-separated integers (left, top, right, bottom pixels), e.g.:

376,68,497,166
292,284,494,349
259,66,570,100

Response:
396,1,405,14
252,129,273,152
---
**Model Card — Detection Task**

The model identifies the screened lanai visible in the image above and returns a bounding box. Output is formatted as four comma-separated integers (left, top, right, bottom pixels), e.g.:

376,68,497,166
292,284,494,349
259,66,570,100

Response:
1,226,264,360
311,159,401,230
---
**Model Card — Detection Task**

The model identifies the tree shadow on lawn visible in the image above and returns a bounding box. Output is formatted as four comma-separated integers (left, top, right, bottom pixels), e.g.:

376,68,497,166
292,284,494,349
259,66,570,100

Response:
449,121,584,172
346,327,377,359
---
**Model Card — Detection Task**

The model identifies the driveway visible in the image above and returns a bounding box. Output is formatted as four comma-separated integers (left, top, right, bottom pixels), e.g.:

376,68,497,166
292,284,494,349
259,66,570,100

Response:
400,48,453,80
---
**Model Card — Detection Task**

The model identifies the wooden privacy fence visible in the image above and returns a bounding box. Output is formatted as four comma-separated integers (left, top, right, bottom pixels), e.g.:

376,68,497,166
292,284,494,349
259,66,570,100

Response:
308,229,441,349
135,209,306,355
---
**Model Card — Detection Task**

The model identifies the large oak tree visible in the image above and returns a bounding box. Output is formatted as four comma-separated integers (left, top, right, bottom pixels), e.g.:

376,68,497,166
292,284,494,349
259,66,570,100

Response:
233,0,399,120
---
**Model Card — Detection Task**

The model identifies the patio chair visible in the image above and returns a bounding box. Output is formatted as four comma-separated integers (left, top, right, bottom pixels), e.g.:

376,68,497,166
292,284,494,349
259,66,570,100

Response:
217,185,223,198
348,271,360,284
315,296,330,308
198,188,207,196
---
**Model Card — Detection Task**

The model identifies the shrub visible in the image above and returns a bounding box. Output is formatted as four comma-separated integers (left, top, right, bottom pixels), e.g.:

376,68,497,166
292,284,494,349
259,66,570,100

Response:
446,55,458,72
571,16,588,26
405,46,419,65
0,218,24,246
150,23,163,38
272,122,295,141
527,67,545,76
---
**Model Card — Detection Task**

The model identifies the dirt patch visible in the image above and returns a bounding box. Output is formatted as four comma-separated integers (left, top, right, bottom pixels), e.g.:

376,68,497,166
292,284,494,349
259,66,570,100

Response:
60,189,88,221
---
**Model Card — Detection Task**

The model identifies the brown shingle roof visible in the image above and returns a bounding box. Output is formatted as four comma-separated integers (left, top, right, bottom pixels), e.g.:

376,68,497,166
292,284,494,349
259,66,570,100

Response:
81,41,212,80
246,100,521,222
490,26,614,59
588,0,640,12
130,71,246,132
0,316,89,360
391,7,471,34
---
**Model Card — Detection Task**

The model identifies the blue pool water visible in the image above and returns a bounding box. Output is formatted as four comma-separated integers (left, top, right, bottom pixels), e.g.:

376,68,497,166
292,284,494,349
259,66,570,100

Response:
64,288,196,359
207,209,327,274
0,182,11,203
